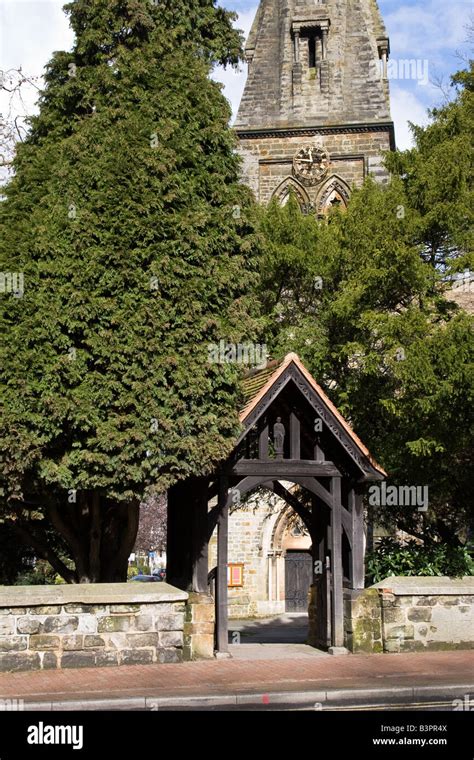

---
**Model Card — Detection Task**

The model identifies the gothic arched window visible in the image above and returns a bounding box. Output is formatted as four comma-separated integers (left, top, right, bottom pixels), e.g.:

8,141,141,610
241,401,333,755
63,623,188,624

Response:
272,177,312,214
316,175,351,215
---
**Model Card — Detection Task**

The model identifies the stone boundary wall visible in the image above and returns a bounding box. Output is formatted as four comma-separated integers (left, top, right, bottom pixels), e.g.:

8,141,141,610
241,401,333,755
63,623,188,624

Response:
0,583,189,672
346,577,474,654
184,592,215,660
344,588,383,653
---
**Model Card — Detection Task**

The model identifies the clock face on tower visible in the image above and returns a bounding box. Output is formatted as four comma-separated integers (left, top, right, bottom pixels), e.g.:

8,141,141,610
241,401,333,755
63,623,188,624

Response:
293,146,331,186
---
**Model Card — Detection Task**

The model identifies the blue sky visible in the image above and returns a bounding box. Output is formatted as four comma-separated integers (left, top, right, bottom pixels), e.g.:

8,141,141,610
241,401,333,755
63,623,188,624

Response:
0,0,472,150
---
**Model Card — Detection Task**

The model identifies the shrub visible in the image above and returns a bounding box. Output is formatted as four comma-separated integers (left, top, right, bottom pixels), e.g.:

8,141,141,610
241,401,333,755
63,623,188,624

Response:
14,560,66,586
365,537,473,584
127,563,150,579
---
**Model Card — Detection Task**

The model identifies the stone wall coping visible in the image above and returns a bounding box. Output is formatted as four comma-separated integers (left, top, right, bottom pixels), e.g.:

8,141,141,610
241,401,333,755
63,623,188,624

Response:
0,582,188,608
372,576,474,596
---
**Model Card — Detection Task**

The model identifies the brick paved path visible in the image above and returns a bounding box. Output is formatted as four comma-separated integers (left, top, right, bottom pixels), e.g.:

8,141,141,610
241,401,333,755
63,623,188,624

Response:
0,651,472,704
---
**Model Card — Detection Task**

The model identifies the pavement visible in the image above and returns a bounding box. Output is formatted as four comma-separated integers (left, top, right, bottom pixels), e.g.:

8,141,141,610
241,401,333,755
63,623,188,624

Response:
228,613,327,659
1,648,473,711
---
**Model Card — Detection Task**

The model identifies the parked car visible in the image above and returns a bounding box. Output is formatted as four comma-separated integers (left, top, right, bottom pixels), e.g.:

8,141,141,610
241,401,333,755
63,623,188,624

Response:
129,574,160,582
152,568,166,582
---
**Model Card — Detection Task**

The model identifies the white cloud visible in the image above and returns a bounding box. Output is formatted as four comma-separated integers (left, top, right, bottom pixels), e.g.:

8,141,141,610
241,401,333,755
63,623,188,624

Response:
231,4,257,36
212,6,256,122
390,85,431,149
213,62,248,123
0,1,73,71
383,0,469,57
0,0,74,123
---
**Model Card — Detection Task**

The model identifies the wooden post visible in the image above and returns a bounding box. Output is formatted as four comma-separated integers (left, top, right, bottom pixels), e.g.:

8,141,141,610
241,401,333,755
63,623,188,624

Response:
314,443,325,462
290,412,300,460
311,496,325,571
259,422,269,460
216,476,229,653
330,476,344,648
312,497,331,648
350,488,365,590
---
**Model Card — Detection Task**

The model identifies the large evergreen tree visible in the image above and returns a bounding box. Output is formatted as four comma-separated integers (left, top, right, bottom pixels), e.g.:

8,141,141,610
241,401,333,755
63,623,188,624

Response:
256,147,473,546
0,0,259,582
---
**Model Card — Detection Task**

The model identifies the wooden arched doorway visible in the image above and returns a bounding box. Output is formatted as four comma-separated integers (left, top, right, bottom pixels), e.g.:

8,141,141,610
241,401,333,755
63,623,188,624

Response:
272,506,312,612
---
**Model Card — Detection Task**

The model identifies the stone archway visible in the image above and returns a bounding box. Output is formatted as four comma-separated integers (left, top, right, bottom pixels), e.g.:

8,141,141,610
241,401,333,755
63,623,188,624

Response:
209,483,317,645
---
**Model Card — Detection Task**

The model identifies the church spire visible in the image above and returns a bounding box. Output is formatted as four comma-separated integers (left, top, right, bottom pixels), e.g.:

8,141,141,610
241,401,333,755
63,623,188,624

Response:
235,0,395,212
236,0,391,129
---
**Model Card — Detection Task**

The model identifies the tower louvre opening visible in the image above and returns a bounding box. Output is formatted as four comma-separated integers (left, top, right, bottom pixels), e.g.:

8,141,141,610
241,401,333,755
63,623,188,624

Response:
308,34,316,69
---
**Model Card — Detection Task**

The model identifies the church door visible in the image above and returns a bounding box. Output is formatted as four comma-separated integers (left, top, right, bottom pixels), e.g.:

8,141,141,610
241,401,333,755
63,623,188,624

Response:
284,551,313,612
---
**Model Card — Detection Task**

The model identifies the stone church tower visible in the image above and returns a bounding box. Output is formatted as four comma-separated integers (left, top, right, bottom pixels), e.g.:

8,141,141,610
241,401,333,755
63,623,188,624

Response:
235,0,395,213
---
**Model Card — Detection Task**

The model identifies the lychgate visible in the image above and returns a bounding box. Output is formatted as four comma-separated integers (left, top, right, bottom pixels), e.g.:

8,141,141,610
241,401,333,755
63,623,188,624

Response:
167,353,385,655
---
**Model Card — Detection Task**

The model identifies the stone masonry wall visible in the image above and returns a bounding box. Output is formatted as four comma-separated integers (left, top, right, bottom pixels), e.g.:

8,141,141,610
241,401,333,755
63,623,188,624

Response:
184,592,215,660
210,503,272,619
344,588,383,654
348,577,474,654
0,583,188,672
209,498,287,619
235,1,394,211
237,129,392,207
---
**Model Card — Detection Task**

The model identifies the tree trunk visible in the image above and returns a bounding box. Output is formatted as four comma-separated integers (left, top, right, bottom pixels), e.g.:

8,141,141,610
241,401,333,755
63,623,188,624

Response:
39,492,140,583
12,523,78,584
100,500,140,582
88,492,102,582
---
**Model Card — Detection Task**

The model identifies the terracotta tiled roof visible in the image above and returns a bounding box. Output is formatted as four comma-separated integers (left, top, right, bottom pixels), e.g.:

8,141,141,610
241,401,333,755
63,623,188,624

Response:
240,357,284,407
239,352,386,476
